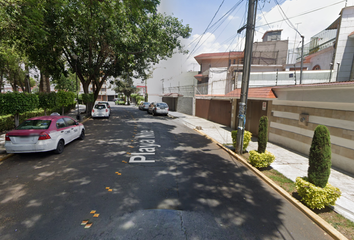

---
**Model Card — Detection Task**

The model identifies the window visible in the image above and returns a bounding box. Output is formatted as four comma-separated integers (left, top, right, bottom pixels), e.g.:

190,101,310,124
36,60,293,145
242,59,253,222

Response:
56,118,67,129
17,120,51,130
64,118,76,126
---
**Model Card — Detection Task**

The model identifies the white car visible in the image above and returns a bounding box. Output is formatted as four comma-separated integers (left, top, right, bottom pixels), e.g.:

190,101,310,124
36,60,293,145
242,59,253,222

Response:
92,103,110,118
5,115,85,154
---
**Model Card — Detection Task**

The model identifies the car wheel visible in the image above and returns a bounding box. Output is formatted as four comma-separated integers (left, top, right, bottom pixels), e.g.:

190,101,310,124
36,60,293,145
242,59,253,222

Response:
54,139,65,154
79,129,85,140
152,110,156,116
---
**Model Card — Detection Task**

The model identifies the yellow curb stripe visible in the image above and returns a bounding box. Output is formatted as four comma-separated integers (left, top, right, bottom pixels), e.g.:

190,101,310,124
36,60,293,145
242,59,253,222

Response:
0,153,15,162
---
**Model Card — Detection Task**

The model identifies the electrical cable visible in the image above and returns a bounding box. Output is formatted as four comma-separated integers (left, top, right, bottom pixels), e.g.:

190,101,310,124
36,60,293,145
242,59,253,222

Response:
187,0,225,58
187,0,244,58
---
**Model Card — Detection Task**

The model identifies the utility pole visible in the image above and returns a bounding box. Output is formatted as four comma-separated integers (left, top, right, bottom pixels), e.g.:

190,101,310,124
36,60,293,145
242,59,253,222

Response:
300,35,304,84
235,0,258,154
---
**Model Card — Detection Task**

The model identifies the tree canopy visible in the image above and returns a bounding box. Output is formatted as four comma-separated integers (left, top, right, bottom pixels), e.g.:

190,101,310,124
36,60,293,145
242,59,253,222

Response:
0,0,191,116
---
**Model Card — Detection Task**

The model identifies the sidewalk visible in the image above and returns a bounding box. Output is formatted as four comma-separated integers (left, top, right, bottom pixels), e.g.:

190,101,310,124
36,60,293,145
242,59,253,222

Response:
168,111,354,223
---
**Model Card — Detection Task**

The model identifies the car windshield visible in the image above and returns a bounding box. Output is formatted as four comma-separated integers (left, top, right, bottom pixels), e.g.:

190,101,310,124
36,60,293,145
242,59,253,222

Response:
16,120,51,130
95,104,106,109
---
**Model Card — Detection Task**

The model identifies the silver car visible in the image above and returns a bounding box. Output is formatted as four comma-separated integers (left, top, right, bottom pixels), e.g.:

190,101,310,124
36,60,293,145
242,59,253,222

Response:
149,102,169,116
92,104,110,118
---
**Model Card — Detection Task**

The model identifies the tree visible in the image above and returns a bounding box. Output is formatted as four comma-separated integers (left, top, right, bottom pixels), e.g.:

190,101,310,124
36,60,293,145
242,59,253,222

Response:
257,116,268,153
53,72,78,92
308,125,332,188
114,80,138,105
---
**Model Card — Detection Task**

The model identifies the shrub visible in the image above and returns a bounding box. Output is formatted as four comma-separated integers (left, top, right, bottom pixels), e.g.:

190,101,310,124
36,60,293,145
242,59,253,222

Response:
0,114,14,132
81,93,94,104
257,116,268,153
249,150,275,168
0,92,39,126
116,100,125,105
308,125,331,188
57,91,75,115
38,92,57,115
231,130,252,152
296,177,341,210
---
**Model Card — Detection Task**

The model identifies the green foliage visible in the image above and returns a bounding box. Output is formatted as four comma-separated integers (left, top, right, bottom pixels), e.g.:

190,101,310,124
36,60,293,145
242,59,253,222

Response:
57,91,75,107
81,93,94,104
0,109,53,132
38,92,57,114
308,125,332,188
231,130,252,152
249,150,275,168
116,100,125,105
257,116,268,153
53,73,78,92
0,114,14,132
0,92,39,115
136,95,144,105
296,177,341,210
57,91,75,115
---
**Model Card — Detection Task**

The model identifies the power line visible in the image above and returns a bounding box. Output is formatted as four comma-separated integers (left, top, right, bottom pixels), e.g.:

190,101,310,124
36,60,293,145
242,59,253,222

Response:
187,0,225,58
187,0,244,58
257,0,346,29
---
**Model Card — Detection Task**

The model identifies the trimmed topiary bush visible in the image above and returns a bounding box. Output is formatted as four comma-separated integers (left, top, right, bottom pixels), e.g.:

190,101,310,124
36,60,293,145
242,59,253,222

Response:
308,125,331,188
231,130,252,152
295,177,341,210
296,125,341,209
257,116,268,153
249,150,275,168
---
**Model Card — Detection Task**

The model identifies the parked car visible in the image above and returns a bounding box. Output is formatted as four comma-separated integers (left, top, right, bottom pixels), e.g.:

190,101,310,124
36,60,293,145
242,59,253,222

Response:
97,101,110,108
92,103,110,118
5,115,85,154
149,102,169,116
139,102,150,110
147,102,156,114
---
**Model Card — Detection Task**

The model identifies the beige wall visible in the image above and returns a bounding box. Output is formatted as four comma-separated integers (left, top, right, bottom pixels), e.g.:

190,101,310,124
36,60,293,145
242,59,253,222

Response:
269,85,354,175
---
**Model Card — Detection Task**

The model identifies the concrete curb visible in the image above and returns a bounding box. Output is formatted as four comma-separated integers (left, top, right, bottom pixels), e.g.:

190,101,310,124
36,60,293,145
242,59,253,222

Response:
0,117,91,162
194,128,348,240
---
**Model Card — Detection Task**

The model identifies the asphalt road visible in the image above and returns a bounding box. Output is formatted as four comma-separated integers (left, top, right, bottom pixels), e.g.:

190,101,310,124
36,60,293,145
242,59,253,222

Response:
0,105,333,240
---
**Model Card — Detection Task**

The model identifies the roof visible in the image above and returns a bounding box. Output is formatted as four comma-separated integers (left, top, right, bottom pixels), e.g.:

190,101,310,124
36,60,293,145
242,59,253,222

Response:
225,87,276,99
326,16,341,30
162,93,183,97
262,29,283,39
272,80,354,89
349,31,354,38
194,74,203,78
194,52,243,60
303,46,334,63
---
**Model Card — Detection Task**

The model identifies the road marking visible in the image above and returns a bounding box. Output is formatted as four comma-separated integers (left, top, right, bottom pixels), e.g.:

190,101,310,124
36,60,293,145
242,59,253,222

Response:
122,161,127,163
81,220,89,225
93,214,100,217
105,187,110,189
115,172,122,175
90,210,96,214
84,223,93,228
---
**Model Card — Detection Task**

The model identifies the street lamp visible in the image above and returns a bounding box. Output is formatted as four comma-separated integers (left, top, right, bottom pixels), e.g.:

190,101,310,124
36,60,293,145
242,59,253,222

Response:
73,54,81,121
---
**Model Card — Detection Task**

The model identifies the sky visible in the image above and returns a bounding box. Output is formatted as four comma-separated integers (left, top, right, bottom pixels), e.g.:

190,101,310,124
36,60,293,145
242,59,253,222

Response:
142,0,354,87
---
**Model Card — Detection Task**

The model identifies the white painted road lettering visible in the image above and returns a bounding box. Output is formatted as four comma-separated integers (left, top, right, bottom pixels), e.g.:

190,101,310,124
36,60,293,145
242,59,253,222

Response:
129,130,160,163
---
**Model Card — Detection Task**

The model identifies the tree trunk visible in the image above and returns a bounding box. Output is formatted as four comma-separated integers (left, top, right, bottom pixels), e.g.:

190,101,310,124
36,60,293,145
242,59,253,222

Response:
39,72,51,93
14,113,20,127
25,65,31,93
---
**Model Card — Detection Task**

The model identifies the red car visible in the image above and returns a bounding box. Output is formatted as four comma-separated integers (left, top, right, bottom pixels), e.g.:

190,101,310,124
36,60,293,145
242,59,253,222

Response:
5,115,85,154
